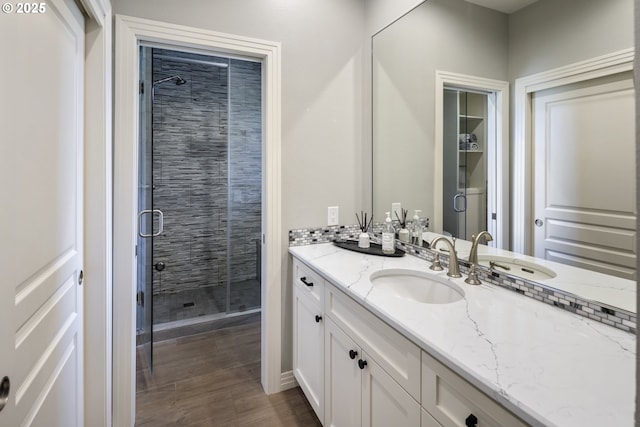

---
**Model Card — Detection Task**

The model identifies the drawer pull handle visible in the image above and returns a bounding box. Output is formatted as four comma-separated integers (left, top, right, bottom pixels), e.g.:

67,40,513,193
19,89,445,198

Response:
315,315,322,323
465,414,478,427
358,359,367,370
300,277,314,287
349,350,358,360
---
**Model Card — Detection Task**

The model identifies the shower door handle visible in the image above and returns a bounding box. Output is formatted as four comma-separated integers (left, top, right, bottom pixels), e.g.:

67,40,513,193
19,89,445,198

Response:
138,209,164,237
453,193,467,213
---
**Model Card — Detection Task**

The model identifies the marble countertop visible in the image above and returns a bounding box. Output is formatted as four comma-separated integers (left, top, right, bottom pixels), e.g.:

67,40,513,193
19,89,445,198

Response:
289,243,636,427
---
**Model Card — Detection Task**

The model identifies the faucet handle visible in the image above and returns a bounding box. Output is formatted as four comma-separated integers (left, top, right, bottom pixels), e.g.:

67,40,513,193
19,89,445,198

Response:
464,264,482,286
430,252,444,271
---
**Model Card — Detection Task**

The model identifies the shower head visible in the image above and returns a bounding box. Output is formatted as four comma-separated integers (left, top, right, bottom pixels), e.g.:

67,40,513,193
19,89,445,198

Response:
153,75,188,86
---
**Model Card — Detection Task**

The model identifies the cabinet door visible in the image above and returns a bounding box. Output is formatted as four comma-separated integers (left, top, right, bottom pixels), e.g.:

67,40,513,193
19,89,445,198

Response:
362,351,420,427
325,318,361,427
293,285,324,423
422,409,443,427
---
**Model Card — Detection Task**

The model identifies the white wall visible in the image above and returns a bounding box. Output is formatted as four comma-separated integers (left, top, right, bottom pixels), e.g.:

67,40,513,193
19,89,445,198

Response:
365,0,425,36
508,0,633,80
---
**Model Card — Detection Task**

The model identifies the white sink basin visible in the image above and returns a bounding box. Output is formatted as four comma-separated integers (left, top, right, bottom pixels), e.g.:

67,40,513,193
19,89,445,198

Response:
477,255,557,281
369,269,465,304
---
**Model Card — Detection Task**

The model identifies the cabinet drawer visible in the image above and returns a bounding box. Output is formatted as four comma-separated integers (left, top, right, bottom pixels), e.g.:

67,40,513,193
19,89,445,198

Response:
293,258,324,306
421,351,528,427
325,283,421,400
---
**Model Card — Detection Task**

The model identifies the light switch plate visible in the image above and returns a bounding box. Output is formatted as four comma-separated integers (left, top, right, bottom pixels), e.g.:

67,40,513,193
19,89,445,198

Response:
392,203,402,221
328,206,339,226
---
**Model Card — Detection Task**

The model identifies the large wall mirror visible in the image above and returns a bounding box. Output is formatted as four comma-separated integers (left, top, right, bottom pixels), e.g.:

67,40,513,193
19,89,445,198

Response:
372,0,636,313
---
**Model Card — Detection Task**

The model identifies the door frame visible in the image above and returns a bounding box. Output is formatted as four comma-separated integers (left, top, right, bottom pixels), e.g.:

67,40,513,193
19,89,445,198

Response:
435,71,509,249
512,48,634,254
77,0,113,425
114,15,282,425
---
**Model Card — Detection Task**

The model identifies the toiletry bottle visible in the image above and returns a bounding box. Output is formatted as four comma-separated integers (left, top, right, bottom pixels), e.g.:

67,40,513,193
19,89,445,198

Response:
382,212,395,254
411,210,423,246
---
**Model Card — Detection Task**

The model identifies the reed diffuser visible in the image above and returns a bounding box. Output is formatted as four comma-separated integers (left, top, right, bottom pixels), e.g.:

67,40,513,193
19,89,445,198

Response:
395,208,410,243
356,211,373,249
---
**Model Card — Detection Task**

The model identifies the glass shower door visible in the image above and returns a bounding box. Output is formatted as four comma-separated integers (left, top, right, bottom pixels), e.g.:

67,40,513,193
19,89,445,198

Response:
443,89,465,238
227,58,263,315
136,46,154,370
136,49,263,348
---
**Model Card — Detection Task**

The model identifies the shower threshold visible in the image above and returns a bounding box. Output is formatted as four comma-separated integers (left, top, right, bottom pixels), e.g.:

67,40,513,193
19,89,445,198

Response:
148,308,261,343
154,307,261,332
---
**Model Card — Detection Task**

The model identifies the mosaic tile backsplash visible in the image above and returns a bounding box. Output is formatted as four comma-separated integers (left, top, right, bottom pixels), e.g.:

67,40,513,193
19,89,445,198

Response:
289,224,636,334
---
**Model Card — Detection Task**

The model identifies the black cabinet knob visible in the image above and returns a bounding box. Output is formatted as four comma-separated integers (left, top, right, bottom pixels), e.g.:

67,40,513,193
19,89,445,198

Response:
349,350,358,359
358,359,368,370
300,277,314,287
315,315,322,323
465,414,478,427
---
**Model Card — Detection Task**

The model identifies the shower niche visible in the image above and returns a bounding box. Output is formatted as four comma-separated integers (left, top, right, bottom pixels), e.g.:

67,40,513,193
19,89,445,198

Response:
136,46,263,366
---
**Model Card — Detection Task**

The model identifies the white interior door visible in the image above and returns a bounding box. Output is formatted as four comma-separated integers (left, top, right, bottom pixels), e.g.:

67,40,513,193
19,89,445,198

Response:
532,72,636,279
0,0,85,425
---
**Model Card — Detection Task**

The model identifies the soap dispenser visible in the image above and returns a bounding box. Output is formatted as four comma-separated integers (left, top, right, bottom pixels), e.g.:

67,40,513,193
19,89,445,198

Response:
411,210,423,246
382,212,395,254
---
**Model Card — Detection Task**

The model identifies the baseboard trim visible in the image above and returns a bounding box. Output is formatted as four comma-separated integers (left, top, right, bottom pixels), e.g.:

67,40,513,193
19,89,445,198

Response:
280,370,299,391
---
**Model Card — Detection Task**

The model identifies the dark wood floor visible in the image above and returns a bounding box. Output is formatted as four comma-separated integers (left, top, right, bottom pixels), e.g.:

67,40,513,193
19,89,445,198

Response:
136,319,322,426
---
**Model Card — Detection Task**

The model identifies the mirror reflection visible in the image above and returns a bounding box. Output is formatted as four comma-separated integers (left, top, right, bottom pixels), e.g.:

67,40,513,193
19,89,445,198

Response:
443,89,490,240
372,0,636,313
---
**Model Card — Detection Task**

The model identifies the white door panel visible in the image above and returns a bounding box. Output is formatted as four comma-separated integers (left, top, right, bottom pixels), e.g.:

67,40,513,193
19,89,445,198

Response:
546,219,636,253
0,0,84,425
533,72,635,279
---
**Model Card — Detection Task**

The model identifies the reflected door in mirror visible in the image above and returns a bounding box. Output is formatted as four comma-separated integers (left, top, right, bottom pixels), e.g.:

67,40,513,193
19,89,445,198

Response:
443,89,488,240
532,72,636,280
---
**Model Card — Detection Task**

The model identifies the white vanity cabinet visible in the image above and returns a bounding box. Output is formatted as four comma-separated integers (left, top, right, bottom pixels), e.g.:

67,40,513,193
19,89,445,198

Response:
292,259,325,423
292,256,528,427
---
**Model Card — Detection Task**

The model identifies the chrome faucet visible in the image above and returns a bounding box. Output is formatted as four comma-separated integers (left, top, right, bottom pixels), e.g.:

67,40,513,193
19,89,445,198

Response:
468,231,493,264
429,237,461,278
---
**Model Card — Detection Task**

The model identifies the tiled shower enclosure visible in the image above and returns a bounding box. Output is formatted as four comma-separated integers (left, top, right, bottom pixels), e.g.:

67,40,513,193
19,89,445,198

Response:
138,47,262,334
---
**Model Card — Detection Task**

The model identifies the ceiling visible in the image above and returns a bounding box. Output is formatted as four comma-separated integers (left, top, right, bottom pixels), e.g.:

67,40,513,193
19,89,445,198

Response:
465,0,539,14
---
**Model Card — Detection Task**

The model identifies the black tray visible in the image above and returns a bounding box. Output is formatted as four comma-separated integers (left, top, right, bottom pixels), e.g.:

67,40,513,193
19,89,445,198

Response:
333,240,405,257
